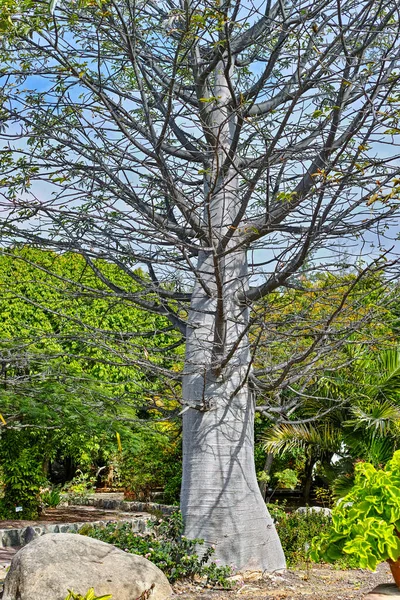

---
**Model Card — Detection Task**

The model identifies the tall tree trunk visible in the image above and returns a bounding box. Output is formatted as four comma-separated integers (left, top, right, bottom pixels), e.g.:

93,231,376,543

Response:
180,246,285,570
180,61,286,571
181,385,286,570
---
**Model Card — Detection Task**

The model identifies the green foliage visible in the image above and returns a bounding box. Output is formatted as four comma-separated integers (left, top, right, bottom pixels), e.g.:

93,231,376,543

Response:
274,469,299,490
0,429,47,519
274,508,335,567
62,470,96,503
311,451,400,570
81,511,232,586
120,429,181,504
64,589,112,600
41,486,61,508
262,344,400,502
267,500,287,523
0,247,182,513
266,502,357,568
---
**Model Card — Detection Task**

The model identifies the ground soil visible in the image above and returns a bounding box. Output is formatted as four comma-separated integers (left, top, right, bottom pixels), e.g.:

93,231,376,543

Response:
0,505,148,529
173,563,393,600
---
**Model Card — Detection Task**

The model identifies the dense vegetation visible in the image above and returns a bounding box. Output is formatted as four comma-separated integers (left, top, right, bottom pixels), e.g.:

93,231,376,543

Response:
0,247,182,518
0,247,399,578
81,512,233,585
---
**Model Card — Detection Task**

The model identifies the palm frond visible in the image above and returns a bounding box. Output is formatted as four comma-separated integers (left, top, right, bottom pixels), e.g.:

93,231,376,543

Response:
263,422,342,456
374,349,400,403
332,473,356,499
349,434,396,467
348,400,400,436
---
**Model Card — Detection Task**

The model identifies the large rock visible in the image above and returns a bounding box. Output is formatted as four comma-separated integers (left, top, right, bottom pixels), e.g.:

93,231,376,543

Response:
2,533,172,600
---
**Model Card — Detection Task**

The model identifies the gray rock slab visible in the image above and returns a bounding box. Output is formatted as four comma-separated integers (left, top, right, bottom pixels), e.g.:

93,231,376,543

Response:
365,584,400,598
73,496,176,515
2,532,172,600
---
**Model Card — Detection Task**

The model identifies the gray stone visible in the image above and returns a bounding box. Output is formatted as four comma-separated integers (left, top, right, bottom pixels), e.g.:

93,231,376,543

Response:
1,530,21,548
295,506,332,517
22,526,39,545
68,496,176,516
365,583,400,598
2,532,172,600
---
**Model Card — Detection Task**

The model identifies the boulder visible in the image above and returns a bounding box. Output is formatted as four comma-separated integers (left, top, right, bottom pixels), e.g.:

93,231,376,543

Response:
2,533,172,600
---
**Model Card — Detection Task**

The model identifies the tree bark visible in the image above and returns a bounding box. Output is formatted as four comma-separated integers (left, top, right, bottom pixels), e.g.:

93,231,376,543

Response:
180,249,285,570
181,388,286,571
179,59,286,571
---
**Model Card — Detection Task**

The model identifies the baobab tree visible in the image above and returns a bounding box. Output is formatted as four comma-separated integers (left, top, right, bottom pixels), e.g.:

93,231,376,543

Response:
1,0,400,571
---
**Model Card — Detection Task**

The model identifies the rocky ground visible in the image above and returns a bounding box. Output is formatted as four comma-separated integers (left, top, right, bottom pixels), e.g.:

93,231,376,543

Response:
173,563,394,600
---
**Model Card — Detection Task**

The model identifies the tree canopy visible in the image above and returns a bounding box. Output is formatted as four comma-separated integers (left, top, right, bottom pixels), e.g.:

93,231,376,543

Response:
1,0,400,570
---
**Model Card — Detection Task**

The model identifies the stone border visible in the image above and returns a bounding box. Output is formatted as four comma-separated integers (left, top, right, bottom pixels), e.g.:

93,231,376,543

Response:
69,497,177,515
0,516,149,548
0,499,177,548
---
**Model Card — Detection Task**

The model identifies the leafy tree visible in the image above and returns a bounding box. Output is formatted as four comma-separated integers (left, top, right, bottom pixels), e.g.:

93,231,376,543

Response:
1,0,400,569
120,426,182,505
254,271,398,501
263,346,400,501
0,247,180,516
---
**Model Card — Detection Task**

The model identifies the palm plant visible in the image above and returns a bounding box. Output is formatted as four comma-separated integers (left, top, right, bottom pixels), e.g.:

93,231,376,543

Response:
262,347,400,502
263,421,343,502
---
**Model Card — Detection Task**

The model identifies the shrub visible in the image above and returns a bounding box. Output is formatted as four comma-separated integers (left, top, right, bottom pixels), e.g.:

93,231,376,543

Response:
311,451,400,570
0,429,46,519
81,511,232,586
119,431,181,504
267,500,287,523
41,486,61,508
62,470,96,503
273,507,352,567
274,469,299,490
269,504,359,569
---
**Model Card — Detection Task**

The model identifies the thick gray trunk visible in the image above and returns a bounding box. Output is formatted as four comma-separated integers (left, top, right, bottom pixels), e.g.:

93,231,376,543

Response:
181,383,286,571
180,60,286,571
180,251,286,571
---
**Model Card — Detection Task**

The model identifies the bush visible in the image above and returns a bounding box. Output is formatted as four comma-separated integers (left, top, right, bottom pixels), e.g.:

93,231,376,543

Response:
311,452,400,570
62,470,96,503
274,508,330,566
267,500,287,523
81,511,232,586
0,429,46,519
273,506,359,569
41,486,61,508
119,430,181,504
